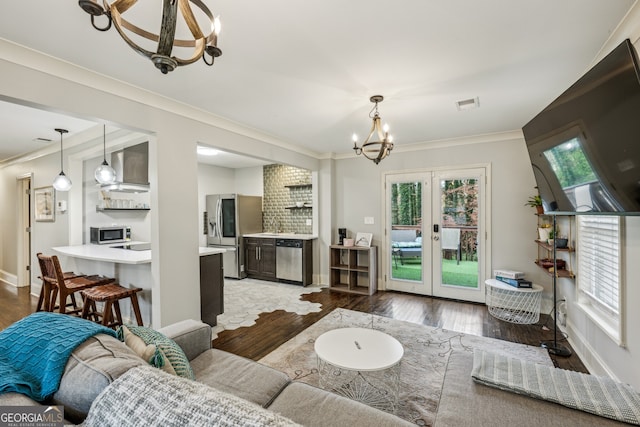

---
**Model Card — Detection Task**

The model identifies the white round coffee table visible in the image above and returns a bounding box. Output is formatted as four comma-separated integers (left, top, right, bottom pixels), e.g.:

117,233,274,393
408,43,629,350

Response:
314,327,404,413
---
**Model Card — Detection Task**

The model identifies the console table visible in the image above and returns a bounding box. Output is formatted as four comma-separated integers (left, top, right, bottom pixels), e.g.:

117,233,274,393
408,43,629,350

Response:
485,279,543,324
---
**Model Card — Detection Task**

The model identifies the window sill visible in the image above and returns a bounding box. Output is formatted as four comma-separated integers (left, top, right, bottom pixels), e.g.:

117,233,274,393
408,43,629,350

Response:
575,301,624,348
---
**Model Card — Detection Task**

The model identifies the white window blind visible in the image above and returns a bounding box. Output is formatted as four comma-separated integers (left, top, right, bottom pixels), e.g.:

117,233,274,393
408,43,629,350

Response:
576,215,622,343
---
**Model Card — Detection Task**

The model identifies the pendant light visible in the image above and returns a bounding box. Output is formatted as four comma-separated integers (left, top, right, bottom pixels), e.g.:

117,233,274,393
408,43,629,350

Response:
94,125,117,184
52,128,72,192
352,95,394,165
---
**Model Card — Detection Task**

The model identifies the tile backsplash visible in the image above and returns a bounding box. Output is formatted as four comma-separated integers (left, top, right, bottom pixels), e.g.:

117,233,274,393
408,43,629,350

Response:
263,164,312,234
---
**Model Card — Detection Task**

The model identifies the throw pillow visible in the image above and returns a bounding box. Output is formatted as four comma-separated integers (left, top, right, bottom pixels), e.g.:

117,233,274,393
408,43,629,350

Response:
118,325,194,380
119,326,177,376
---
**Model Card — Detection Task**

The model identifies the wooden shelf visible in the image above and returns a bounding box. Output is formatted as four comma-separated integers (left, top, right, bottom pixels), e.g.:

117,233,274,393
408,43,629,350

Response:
96,207,150,212
329,245,377,295
534,260,575,278
534,240,574,252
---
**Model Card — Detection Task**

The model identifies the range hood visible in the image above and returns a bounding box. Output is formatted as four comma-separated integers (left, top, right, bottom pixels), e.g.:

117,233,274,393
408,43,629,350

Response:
101,142,150,193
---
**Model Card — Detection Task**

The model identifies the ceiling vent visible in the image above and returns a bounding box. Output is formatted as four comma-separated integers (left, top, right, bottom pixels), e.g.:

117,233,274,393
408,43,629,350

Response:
456,97,480,111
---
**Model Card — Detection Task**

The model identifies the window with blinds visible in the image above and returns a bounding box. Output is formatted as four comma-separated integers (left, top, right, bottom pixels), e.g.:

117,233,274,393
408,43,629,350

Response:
576,215,623,345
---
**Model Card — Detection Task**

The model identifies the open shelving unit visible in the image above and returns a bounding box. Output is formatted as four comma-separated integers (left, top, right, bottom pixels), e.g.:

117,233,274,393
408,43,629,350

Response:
535,214,575,278
329,245,377,295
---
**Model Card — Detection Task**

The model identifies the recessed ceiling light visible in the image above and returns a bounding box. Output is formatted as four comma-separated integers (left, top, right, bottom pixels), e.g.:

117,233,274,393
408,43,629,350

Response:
197,146,219,156
455,97,480,111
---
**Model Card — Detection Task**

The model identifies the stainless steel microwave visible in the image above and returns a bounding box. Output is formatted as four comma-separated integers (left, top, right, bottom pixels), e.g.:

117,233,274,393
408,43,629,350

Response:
90,226,131,244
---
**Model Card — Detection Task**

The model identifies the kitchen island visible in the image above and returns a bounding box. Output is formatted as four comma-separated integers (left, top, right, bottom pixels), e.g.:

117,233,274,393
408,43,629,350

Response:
52,243,225,327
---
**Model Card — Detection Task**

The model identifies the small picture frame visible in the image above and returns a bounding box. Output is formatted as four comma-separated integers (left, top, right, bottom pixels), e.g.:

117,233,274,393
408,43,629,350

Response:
355,232,373,247
34,186,55,222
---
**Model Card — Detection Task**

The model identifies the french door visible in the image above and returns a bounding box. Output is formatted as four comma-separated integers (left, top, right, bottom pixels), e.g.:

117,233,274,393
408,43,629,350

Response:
384,167,488,303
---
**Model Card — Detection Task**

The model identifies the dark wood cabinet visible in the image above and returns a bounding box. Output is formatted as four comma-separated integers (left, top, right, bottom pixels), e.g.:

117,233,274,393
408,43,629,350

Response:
245,238,276,279
200,253,224,326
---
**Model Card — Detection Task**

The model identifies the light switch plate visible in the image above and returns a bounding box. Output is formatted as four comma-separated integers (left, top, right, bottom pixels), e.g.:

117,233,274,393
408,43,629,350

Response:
364,216,374,225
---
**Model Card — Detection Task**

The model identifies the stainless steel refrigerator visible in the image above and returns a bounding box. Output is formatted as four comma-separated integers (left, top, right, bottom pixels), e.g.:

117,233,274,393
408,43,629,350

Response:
206,194,263,278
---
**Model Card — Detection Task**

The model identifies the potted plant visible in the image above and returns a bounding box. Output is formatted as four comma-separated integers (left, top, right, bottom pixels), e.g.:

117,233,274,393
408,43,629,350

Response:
525,194,544,215
547,228,555,246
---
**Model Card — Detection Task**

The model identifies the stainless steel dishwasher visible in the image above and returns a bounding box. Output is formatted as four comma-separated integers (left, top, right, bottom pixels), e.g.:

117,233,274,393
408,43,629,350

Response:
276,239,303,282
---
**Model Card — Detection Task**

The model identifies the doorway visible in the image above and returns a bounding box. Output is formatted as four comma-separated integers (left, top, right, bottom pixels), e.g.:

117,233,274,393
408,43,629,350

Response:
384,166,488,303
17,174,32,287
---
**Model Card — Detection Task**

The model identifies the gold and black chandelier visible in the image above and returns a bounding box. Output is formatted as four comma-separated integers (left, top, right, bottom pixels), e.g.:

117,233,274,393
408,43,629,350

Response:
78,0,222,74
352,95,394,165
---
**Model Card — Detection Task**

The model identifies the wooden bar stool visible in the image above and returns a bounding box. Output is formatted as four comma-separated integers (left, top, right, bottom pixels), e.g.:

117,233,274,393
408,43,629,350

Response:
37,253,115,315
80,283,144,328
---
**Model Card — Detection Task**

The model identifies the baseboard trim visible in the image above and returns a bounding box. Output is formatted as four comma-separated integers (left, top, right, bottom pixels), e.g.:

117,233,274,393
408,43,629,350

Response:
0,270,18,287
562,319,619,382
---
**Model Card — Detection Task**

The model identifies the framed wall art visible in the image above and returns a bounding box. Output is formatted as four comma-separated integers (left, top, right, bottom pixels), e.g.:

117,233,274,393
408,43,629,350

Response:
355,232,373,247
34,186,55,222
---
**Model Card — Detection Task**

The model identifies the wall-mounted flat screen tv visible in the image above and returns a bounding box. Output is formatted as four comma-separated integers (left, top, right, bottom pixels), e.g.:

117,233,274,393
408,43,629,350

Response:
523,38,640,213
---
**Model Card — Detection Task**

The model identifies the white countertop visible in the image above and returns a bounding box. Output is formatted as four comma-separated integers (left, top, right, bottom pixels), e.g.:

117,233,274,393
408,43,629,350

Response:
53,243,225,265
243,232,317,240
199,247,226,256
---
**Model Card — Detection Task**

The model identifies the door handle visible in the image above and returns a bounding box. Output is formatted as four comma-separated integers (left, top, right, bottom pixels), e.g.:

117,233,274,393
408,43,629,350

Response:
433,235,440,241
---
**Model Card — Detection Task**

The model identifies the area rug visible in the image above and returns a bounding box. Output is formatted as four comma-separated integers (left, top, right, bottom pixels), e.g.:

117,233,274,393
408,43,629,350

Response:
211,279,323,339
259,308,552,426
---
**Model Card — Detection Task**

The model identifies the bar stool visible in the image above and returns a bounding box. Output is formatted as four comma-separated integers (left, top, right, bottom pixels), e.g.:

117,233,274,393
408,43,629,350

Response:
36,266,85,312
37,253,115,315
80,283,144,328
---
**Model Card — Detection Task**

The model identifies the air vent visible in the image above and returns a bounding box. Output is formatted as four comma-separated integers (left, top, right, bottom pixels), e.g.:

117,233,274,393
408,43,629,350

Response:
456,97,480,111
33,137,52,143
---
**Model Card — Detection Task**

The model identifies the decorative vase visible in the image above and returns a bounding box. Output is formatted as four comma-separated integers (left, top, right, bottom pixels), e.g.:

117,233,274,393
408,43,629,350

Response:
536,205,544,215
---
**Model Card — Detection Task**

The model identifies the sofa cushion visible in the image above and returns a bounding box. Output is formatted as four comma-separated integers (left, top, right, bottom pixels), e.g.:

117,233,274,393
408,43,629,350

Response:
118,325,195,380
82,365,301,427
50,333,146,424
268,381,414,427
190,348,290,407
157,319,212,361
434,351,628,427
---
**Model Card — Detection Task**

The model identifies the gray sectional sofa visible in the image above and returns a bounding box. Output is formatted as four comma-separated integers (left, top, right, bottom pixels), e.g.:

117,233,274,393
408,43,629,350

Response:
0,318,631,426
0,319,412,426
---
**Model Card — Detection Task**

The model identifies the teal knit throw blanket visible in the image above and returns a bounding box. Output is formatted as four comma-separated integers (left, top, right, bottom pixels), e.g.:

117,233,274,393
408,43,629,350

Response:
0,312,116,401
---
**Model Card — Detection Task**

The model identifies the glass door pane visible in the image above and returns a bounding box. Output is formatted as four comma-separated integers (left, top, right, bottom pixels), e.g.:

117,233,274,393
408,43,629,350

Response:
386,173,431,295
432,169,485,303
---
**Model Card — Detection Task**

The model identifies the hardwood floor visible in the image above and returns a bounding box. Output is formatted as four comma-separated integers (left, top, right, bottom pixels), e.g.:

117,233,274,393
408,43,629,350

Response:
213,288,588,372
0,281,587,372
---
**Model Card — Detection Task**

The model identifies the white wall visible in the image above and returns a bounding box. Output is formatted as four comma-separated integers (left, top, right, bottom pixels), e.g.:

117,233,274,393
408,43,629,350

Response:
234,166,263,197
0,151,71,285
84,156,152,243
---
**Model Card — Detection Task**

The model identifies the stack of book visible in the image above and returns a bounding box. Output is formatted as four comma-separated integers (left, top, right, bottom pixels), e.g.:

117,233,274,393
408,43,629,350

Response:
493,269,532,288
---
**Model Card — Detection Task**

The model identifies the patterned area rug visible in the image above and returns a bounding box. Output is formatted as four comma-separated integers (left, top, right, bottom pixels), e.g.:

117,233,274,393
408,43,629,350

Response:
211,279,323,339
259,308,552,426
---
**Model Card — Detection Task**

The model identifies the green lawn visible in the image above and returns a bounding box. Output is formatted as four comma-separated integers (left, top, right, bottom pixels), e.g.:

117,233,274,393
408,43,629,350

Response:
391,257,478,288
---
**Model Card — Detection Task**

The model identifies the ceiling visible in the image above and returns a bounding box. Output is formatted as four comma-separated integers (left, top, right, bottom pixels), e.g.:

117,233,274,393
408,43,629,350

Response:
0,1,635,167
